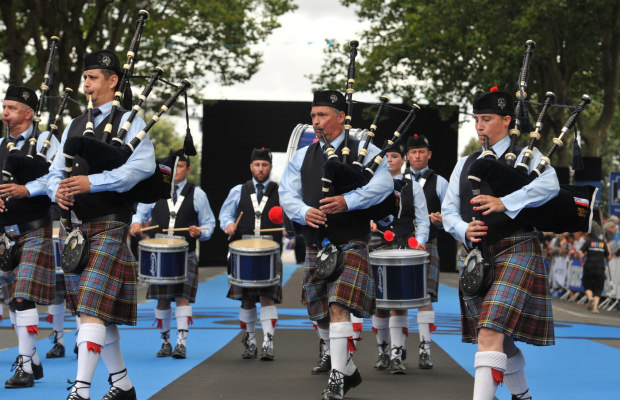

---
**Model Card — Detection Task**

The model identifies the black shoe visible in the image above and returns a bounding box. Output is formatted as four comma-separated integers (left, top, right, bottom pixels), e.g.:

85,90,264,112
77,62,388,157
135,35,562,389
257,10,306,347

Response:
511,389,532,400
102,385,137,400
390,358,406,375
311,354,331,375
321,369,344,400
5,356,34,388
156,342,172,357
402,347,407,361
343,368,362,394
418,351,433,369
67,391,89,400
32,361,43,380
260,333,274,361
66,379,90,399
47,342,66,359
374,353,390,370
241,332,257,359
171,343,186,359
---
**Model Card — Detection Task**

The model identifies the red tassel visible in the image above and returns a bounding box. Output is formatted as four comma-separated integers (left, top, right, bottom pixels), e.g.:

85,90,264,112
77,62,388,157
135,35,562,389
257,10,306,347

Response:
240,321,247,330
46,314,53,324
430,323,437,333
402,327,409,337
492,368,504,385
347,336,357,353
352,323,362,332
188,316,194,326
153,318,163,329
27,325,38,335
271,318,277,328
86,342,101,354
372,327,377,335
313,324,318,332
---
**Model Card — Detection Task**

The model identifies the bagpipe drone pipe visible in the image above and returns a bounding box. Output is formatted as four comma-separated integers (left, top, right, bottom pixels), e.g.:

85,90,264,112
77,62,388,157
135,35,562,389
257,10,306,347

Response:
467,94,595,234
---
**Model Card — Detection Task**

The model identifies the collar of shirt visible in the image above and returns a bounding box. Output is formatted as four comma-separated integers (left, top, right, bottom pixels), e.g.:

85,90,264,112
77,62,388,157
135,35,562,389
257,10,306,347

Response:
92,101,113,126
175,178,188,194
4,125,33,148
488,135,511,157
410,166,428,176
252,177,271,191
319,130,345,151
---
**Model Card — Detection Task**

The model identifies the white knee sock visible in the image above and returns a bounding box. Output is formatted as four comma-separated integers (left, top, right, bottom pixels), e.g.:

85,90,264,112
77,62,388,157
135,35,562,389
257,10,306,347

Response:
473,351,507,400
350,314,363,341
175,305,192,346
329,322,356,376
154,307,172,343
505,349,530,398
101,325,132,391
74,323,107,399
260,305,277,338
16,308,39,373
389,315,408,360
239,307,257,344
417,310,434,354
318,326,330,356
372,315,390,354
49,302,66,345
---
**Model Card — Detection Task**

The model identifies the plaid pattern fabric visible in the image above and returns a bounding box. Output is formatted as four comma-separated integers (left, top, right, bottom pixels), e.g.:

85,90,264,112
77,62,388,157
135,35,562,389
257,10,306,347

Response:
0,270,15,303
61,220,137,326
460,232,554,346
227,257,283,303
304,240,376,321
12,226,55,305
368,233,384,251
147,252,199,302
426,238,440,302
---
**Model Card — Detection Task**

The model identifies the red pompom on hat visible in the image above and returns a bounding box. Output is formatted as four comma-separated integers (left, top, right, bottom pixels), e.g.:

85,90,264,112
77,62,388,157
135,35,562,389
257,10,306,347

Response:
384,230,394,242
268,206,284,225
490,86,498,92
408,237,418,249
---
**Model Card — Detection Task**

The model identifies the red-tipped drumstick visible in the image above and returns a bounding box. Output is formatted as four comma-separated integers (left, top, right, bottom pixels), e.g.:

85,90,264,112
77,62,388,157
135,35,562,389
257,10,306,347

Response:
268,206,284,225
408,237,419,249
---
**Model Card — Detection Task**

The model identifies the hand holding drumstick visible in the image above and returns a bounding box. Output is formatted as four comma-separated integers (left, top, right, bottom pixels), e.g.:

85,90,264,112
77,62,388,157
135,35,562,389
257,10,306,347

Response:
163,225,210,238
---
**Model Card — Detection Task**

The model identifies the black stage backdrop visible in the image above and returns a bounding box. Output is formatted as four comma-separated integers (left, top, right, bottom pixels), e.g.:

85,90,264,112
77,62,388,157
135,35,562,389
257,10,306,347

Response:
200,100,459,272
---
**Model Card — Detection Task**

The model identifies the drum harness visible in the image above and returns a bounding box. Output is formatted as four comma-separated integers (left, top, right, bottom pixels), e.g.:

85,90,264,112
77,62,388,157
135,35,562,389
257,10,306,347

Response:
167,192,187,235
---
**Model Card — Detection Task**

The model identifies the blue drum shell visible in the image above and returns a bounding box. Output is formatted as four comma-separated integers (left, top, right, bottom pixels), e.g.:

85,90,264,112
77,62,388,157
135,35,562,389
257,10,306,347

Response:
138,238,188,284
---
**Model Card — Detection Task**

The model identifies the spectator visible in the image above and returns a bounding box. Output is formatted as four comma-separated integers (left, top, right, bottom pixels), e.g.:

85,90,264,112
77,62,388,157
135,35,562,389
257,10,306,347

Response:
579,222,612,313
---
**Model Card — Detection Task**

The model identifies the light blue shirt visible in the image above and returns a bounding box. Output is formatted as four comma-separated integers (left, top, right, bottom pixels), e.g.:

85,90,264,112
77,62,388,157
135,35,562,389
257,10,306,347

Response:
442,135,560,244
0,125,60,197
46,100,155,202
132,179,215,241
409,166,449,203
279,131,393,226
219,177,272,230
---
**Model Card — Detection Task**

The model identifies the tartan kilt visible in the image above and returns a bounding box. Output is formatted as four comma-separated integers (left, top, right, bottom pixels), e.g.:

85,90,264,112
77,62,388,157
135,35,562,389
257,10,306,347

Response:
147,252,199,302
0,270,16,304
459,232,554,346
12,226,55,305
304,240,376,321
226,257,283,303
61,220,137,326
426,238,440,302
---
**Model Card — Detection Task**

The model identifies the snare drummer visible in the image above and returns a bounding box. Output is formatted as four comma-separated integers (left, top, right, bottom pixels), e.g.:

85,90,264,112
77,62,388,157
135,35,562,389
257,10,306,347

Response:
370,140,429,375
404,133,449,370
219,147,283,361
0,86,59,389
131,150,215,359
442,87,559,400
279,90,393,399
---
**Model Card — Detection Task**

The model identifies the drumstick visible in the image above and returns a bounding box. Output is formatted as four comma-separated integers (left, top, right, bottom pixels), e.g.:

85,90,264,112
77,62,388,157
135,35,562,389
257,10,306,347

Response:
253,227,286,233
139,225,159,232
163,226,210,232
228,211,243,240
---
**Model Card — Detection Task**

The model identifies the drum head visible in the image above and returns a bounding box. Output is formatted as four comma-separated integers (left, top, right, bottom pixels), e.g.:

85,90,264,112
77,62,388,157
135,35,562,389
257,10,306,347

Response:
230,238,279,252
139,238,189,252
369,248,429,265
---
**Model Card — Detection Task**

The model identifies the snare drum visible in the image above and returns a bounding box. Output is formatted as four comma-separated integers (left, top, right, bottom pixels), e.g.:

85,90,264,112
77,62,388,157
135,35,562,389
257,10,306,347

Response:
369,249,431,309
228,238,280,288
138,238,188,284
286,124,369,162
52,225,63,275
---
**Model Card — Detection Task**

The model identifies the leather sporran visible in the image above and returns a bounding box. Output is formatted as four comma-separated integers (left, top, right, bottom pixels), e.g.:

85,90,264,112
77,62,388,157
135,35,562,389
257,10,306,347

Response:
0,234,15,272
460,248,494,297
315,243,344,282
61,229,89,274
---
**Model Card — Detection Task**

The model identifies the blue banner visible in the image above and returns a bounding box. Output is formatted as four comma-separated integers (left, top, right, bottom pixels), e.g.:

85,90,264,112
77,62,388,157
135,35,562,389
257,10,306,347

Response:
610,172,620,216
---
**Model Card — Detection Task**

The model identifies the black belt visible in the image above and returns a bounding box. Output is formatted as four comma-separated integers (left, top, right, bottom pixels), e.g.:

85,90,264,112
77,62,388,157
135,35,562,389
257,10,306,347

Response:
17,217,52,235
82,212,131,224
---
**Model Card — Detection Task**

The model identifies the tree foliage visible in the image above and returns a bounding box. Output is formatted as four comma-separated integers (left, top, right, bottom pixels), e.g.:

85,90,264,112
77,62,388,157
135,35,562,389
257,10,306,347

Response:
313,0,619,165
0,0,296,118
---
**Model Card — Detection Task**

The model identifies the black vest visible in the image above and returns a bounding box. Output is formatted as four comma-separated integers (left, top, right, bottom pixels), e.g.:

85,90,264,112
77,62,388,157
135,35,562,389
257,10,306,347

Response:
233,180,282,245
459,149,529,244
300,139,370,246
390,177,416,239
66,111,132,221
150,182,199,252
0,133,51,225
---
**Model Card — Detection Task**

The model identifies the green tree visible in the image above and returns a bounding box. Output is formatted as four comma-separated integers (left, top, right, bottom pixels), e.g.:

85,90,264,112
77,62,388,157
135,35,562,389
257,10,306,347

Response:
461,137,480,158
314,0,619,167
0,0,296,117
